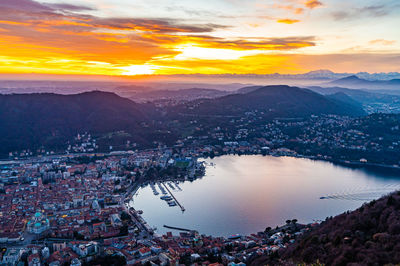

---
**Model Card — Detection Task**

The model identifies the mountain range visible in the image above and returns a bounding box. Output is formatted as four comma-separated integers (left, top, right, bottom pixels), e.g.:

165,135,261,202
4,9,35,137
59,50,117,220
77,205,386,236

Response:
169,85,366,118
328,75,400,90
165,70,400,81
306,86,400,113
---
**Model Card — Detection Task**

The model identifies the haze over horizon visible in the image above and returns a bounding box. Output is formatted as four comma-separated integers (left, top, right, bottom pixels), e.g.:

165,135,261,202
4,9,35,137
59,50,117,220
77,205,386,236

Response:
0,0,399,79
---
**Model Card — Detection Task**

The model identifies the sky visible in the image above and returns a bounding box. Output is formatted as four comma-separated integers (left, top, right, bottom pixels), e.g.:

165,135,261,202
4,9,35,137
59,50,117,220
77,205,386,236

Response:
0,0,399,76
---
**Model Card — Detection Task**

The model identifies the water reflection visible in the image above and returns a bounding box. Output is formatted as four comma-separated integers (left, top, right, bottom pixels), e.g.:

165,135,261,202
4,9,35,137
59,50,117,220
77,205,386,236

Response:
131,155,400,237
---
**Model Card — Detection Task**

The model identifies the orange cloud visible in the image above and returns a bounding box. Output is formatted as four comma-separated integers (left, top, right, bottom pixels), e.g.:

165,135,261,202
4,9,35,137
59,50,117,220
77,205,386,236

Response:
0,20,30,26
274,4,304,14
277,19,301,24
369,39,396,46
0,0,317,76
305,0,323,9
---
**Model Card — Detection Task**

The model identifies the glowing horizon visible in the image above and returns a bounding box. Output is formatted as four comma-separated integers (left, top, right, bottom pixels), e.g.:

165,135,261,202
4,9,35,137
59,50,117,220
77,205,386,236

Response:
0,0,399,76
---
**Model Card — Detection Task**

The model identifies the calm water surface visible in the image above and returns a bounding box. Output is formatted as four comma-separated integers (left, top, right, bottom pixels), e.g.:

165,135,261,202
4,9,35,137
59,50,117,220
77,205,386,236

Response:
130,155,400,237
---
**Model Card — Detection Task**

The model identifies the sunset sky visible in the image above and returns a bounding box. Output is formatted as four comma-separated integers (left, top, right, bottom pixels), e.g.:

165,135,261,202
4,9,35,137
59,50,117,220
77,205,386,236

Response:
0,0,399,76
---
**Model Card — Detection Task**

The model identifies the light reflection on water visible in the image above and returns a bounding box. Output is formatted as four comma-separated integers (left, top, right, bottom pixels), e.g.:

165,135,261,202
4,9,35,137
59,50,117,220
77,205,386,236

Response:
131,155,400,237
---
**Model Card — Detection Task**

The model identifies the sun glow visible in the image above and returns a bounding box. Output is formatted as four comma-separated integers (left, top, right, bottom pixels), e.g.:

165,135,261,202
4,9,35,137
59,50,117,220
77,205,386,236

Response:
173,44,258,60
120,64,159,75
0,0,399,76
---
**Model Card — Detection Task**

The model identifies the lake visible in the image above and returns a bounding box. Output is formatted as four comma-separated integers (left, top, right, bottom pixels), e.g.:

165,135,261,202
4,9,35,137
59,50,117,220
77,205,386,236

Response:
130,155,400,237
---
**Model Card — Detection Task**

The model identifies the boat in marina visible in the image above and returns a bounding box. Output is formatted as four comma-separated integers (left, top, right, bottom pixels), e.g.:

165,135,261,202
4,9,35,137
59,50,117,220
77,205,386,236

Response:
160,195,173,201
168,182,175,190
228,234,242,240
150,183,159,195
157,183,167,194
174,182,182,191
167,201,177,207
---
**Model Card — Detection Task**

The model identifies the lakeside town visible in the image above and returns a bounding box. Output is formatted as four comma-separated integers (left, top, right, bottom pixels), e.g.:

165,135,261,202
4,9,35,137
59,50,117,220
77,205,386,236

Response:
1,113,399,265
0,147,316,265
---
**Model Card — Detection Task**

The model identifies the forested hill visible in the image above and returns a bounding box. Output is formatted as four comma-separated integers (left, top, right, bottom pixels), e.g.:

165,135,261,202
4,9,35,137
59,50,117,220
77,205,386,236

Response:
250,191,400,265
0,91,155,155
168,85,366,118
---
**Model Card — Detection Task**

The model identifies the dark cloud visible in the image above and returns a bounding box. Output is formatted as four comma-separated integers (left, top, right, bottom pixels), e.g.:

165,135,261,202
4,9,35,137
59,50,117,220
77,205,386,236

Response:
92,18,228,33
45,3,95,12
0,0,93,12
0,0,228,34
0,0,52,11
175,36,316,50
359,5,388,17
331,11,350,21
332,5,389,21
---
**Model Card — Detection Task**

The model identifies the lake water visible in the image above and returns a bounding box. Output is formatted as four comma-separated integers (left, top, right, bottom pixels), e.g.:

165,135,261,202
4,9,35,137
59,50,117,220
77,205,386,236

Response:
130,155,400,237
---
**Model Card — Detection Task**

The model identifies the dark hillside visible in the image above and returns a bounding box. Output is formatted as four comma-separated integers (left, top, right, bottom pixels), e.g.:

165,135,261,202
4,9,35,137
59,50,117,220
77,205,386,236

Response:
250,191,400,265
169,85,366,118
0,91,154,156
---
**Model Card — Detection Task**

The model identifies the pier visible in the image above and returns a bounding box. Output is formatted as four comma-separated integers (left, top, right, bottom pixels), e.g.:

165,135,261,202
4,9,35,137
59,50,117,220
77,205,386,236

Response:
162,182,185,212
163,225,196,233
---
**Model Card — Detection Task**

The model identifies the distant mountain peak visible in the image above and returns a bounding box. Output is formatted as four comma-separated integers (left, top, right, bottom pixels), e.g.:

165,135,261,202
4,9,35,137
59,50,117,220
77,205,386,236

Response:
340,75,362,81
171,84,366,118
328,75,366,85
306,69,335,74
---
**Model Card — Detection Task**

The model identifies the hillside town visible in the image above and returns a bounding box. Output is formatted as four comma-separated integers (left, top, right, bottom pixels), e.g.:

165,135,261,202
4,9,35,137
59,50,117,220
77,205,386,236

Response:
8,114,400,168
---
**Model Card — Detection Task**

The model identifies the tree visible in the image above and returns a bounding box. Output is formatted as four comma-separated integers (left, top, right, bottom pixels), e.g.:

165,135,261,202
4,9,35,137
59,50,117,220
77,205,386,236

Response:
120,211,131,222
119,225,128,236
73,231,85,240
209,151,215,159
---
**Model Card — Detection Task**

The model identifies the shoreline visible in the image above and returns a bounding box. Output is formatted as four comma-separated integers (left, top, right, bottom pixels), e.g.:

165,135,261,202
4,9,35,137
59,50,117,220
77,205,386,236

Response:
2,149,400,172
210,152,400,173
123,155,400,240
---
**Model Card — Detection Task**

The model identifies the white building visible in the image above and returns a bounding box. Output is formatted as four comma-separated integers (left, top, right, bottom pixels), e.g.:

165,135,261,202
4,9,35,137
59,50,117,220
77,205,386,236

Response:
27,211,50,234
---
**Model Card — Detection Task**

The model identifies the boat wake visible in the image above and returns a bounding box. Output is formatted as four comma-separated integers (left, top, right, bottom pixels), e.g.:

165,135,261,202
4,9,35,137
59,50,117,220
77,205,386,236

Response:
320,184,400,201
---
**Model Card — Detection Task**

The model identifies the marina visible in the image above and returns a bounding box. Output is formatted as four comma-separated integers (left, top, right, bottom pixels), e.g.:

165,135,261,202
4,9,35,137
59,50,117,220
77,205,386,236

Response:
157,182,167,195
162,183,185,212
149,183,159,195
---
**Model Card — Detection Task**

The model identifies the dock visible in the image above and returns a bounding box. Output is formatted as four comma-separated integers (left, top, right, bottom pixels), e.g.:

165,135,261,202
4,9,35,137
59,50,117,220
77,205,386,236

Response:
163,225,195,233
162,183,185,212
